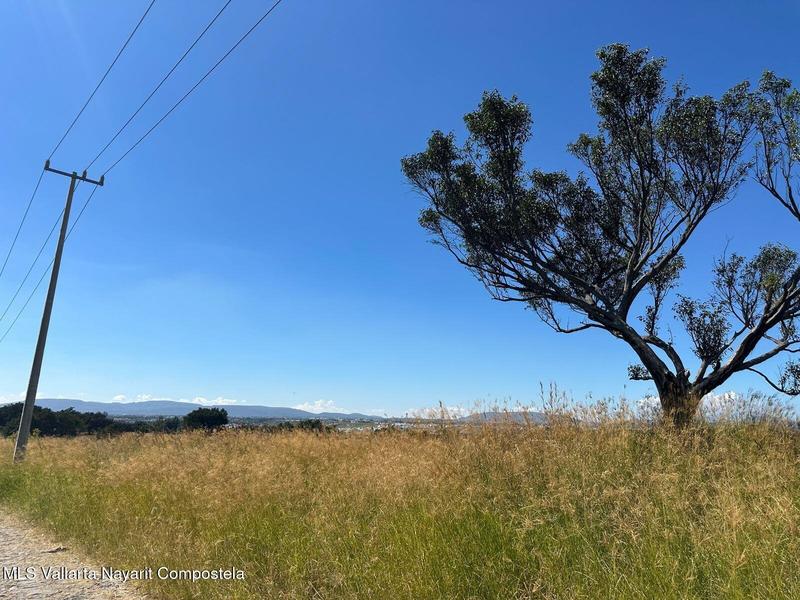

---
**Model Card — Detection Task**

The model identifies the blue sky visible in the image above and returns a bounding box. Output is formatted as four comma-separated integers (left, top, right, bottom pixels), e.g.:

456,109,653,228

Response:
0,0,797,416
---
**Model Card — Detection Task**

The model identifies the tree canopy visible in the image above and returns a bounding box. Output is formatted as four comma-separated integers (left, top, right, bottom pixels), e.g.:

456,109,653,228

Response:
402,44,800,425
182,406,229,430
0,403,178,436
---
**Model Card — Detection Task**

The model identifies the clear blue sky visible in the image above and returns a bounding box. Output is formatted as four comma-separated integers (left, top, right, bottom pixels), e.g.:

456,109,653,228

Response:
0,1,797,416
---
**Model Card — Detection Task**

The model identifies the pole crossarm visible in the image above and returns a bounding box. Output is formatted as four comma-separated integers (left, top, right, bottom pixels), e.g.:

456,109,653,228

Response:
43,160,105,187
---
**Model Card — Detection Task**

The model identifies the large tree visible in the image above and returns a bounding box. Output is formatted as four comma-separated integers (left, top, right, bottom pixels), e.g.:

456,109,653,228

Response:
402,44,800,426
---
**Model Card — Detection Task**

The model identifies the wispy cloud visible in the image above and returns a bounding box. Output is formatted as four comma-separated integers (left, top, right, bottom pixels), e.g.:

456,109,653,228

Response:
701,391,741,412
187,396,241,406
0,392,24,405
405,405,473,419
110,393,242,405
131,393,172,403
637,391,741,412
364,408,389,417
293,399,346,414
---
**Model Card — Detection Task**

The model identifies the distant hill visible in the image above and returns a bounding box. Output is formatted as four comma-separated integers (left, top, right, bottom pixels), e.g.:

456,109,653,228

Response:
13,399,382,421
460,411,547,424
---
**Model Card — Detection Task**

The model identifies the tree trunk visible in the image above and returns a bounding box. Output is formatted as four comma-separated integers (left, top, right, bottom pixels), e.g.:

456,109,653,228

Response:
657,380,701,427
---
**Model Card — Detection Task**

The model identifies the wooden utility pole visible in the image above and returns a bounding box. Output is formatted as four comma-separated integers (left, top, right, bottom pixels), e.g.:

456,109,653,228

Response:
13,161,104,462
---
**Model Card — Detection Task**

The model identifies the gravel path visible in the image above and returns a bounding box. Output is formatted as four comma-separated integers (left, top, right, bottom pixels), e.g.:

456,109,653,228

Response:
0,513,148,600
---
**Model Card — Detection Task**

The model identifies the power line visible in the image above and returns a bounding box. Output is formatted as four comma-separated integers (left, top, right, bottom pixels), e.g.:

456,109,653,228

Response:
0,1,155,336
0,169,45,282
0,209,63,324
0,178,87,327
0,261,50,346
0,2,155,291
48,0,158,161
1,0,287,344
0,186,100,345
104,0,285,176
86,0,234,171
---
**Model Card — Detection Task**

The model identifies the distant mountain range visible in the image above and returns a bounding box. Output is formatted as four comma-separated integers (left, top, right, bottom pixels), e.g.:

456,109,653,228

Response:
10,398,383,421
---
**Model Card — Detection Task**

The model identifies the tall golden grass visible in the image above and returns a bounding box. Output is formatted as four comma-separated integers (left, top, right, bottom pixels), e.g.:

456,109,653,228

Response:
1,412,799,598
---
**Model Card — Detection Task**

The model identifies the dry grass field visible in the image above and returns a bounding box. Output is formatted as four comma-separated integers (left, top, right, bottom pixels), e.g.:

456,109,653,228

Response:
1,418,799,599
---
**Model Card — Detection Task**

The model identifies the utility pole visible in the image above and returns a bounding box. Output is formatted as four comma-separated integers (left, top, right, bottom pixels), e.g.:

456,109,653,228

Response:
13,160,104,462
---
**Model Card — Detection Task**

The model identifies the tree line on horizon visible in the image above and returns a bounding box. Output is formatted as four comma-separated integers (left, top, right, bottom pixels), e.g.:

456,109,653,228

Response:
0,403,229,437
0,404,336,438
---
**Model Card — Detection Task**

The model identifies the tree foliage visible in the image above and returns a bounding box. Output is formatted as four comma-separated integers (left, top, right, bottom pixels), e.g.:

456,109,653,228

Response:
0,404,99,436
0,403,178,437
755,71,800,221
182,407,229,430
0,403,115,436
402,44,800,424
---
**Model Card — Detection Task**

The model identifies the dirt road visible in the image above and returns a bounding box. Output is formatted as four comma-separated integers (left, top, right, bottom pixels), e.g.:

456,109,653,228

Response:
0,513,147,599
